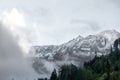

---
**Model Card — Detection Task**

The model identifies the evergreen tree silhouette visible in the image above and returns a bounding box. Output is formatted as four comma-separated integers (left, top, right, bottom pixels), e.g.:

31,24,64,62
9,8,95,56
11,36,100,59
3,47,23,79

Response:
106,57,110,80
50,69,57,80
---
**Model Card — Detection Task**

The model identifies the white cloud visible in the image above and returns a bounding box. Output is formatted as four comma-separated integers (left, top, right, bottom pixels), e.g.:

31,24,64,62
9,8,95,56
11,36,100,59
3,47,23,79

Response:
0,8,39,80
1,8,26,29
0,8,30,55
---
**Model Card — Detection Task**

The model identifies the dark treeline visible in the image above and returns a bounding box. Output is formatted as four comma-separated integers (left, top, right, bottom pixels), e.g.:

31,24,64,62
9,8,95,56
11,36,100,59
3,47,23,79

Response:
38,38,120,80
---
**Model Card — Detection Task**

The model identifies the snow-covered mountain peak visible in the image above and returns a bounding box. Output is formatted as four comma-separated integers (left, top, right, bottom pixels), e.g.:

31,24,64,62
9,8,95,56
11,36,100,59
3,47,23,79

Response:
76,35,83,39
68,35,83,42
32,30,120,74
96,29,120,43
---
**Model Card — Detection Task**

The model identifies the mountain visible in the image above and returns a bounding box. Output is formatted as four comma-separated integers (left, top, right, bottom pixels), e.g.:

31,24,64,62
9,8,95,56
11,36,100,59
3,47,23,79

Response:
31,30,120,75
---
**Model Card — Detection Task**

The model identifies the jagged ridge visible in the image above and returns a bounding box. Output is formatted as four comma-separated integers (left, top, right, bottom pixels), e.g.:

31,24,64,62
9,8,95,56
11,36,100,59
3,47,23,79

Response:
32,30,120,74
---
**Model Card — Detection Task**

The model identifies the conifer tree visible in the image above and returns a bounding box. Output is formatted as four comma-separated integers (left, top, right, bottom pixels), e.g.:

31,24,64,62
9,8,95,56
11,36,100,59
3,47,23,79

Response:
106,57,110,80
50,69,57,80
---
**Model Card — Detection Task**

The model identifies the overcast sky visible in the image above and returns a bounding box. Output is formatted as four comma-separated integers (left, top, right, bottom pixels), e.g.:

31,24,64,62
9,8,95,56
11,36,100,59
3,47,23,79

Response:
0,0,120,45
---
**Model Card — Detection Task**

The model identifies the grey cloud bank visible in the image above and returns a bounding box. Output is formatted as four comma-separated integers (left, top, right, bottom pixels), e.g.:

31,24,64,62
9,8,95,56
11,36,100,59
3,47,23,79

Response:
0,23,38,80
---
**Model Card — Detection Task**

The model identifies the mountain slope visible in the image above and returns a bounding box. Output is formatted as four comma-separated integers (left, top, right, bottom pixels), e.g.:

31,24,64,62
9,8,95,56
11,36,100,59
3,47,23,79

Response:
31,30,120,75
